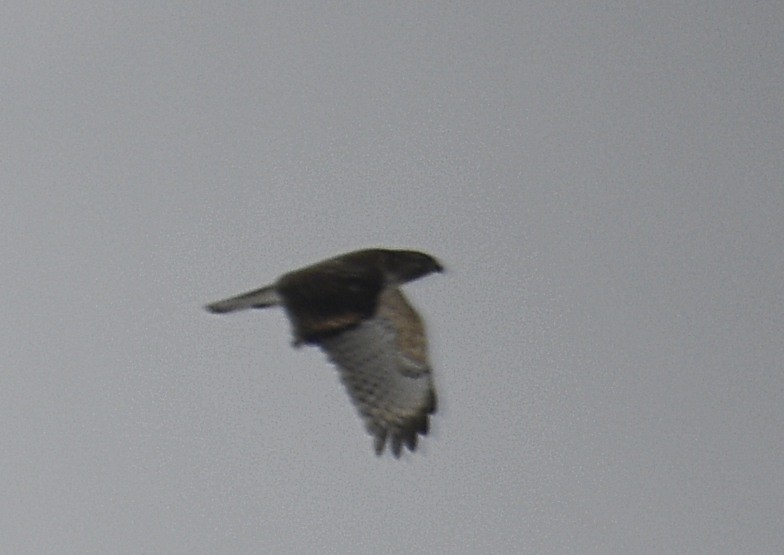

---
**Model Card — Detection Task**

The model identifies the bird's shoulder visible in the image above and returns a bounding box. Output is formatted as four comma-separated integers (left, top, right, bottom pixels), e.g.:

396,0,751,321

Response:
275,254,388,344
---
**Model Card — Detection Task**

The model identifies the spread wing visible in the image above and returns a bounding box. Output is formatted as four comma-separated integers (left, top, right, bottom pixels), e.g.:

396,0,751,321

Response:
317,288,436,457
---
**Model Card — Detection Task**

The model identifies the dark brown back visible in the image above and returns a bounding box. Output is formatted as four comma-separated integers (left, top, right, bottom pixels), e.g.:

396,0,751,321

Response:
276,251,386,343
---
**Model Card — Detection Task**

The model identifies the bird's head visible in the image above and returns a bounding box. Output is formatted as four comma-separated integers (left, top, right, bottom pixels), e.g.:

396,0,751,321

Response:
382,249,444,285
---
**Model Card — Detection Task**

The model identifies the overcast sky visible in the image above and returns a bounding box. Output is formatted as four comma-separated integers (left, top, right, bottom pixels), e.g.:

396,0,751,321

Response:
3,3,783,553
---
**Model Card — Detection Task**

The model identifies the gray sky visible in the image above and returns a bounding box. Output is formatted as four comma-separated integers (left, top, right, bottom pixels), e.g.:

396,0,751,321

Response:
3,3,783,553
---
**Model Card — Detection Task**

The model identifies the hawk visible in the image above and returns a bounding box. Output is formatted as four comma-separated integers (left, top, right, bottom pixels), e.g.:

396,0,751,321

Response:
205,248,443,457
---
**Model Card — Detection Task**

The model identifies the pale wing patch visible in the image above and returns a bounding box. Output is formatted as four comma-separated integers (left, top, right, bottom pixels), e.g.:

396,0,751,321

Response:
375,288,429,373
318,289,435,457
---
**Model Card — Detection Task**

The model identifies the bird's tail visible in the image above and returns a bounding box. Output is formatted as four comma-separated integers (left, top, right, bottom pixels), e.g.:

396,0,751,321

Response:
204,284,281,314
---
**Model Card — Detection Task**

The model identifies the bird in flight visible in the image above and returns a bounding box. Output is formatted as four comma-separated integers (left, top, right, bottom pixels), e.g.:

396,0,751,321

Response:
205,248,443,457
